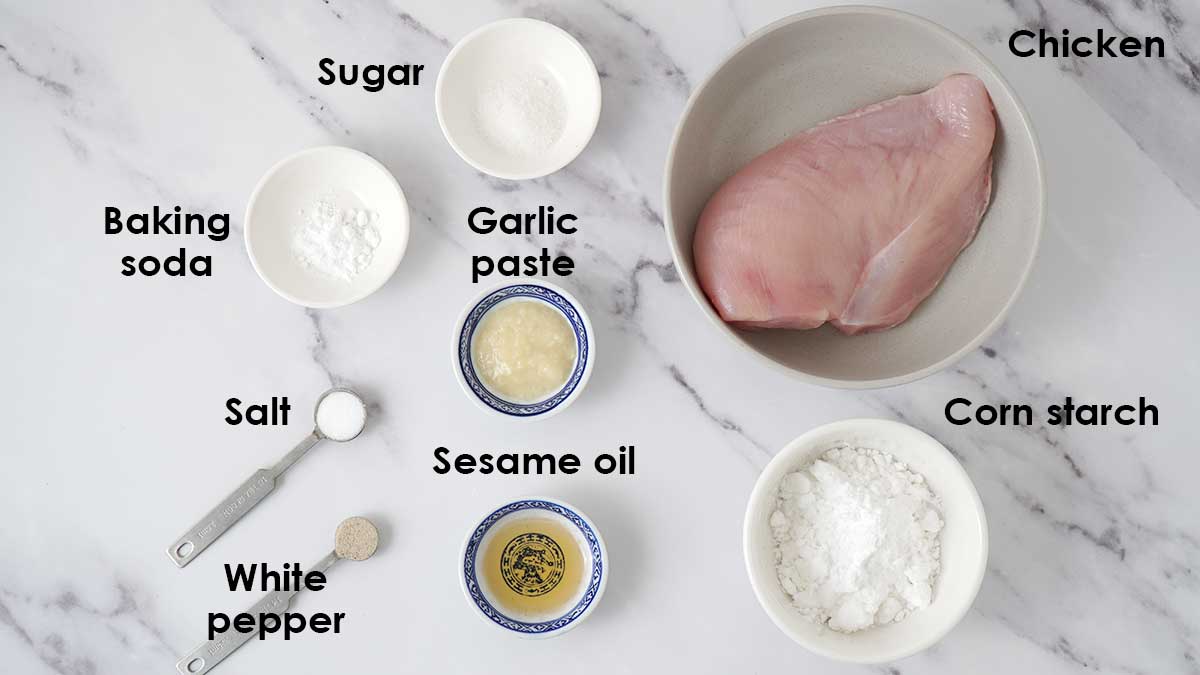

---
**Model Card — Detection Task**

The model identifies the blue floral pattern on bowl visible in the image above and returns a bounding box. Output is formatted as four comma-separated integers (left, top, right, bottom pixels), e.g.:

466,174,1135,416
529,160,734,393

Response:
458,284,590,417
463,499,604,635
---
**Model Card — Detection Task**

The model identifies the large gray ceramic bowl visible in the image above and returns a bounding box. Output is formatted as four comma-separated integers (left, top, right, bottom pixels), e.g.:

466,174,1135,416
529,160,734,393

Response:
664,6,1044,389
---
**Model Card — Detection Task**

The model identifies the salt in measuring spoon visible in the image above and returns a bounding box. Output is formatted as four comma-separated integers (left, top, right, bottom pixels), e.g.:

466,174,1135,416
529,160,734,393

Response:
167,388,367,568
175,517,380,675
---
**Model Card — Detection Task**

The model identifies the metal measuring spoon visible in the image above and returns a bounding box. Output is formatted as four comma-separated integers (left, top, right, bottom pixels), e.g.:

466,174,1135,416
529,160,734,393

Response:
167,388,367,568
175,517,380,675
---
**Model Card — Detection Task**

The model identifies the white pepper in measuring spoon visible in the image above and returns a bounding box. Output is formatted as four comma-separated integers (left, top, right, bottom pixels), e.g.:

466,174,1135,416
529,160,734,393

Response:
167,387,369,568
334,516,380,561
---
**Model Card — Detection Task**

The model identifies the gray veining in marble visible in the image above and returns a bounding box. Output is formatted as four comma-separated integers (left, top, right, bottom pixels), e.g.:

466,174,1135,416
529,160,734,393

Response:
998,0,1200,205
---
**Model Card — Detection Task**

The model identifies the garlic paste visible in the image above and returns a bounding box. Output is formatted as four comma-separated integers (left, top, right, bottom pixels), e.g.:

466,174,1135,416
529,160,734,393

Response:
472,300,577,402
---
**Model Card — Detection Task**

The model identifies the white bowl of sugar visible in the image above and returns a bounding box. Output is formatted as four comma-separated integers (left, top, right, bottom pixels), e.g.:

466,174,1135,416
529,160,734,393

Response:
436,18,602,180
245,146,410,308
743,418,988,663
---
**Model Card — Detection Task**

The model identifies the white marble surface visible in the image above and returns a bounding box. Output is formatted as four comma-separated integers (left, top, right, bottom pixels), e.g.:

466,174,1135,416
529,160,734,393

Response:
2,1,1197,673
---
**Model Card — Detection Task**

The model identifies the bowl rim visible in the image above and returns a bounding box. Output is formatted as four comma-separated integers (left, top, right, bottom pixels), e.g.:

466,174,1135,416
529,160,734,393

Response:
458,496,609,639
662,5,1046,389
452,280,595,421
243,145,410,309
434,17,602,180
742,418,989,663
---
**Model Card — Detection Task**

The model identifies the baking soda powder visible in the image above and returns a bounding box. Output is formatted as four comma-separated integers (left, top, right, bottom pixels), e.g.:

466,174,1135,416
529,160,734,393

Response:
292,194,381,282
770,445,943,633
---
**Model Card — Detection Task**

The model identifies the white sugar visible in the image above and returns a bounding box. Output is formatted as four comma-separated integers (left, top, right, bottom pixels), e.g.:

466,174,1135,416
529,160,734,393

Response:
474,66,566,156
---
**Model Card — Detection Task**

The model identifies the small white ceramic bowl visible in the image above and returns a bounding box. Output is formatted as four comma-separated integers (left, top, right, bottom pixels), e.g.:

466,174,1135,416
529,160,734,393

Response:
460,497,608,639
245,146,409,308
436,18,601,180
744,418,987,663
453,280,595,421
664,6,1044,388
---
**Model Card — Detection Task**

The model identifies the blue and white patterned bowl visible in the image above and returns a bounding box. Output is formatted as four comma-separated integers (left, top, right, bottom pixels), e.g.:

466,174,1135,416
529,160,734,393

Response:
460,498,608,639
453,281,595,420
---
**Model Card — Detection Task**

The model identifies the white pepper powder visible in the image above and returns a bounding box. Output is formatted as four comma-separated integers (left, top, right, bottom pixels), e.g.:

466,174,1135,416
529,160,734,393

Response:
335,517,379,561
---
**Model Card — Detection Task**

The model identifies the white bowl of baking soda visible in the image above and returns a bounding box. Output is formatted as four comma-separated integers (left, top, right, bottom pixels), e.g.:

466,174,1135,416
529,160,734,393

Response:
743,419,988,663
245,146,410,308
436,18,602,180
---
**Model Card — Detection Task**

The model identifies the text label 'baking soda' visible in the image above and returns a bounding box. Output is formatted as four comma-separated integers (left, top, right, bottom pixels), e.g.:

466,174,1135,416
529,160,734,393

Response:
104,206,229,277
469,205,578,283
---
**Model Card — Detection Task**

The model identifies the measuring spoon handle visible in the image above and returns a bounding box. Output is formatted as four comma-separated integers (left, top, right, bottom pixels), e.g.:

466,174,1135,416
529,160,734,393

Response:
174,588,297,675
167,433,320,568
167,469,277,567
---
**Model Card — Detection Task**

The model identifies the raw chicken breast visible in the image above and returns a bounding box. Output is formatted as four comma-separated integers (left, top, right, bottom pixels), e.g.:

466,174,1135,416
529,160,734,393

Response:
693,74,996,335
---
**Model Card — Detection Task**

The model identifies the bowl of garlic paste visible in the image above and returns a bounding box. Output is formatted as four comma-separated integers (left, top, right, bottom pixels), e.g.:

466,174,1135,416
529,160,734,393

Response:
453,281,595,420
